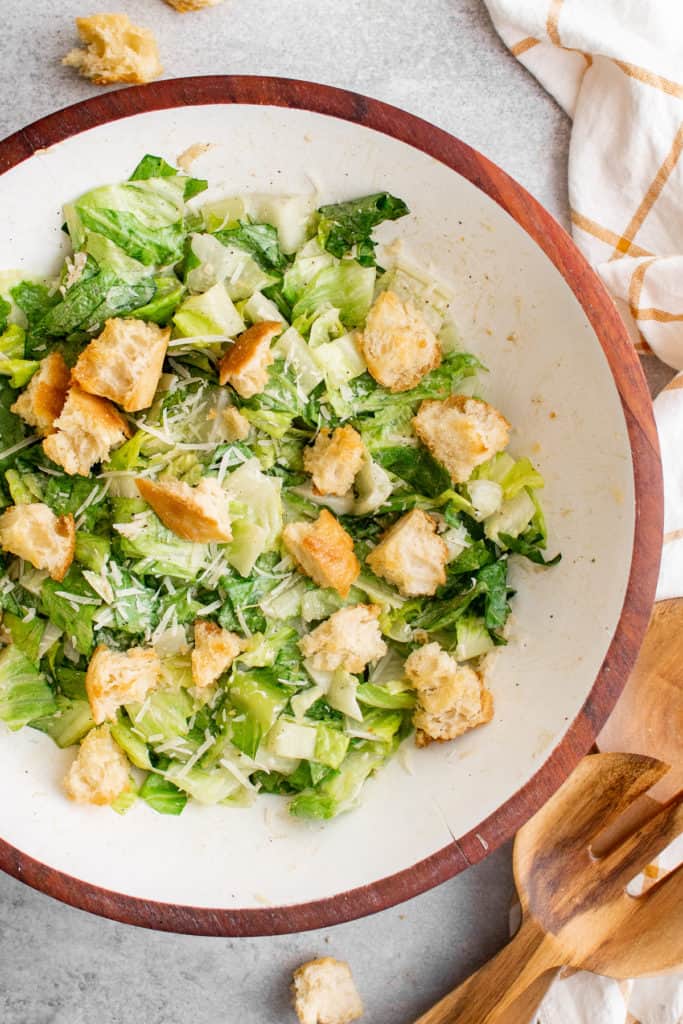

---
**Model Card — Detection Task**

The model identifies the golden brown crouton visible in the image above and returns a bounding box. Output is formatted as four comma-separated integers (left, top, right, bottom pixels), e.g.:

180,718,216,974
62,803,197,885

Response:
283,509,359,598
164,0,223,10
366,509,448,597
405,642,493,746
72,318,169,412
359,290,441,393
0,502,75,582
10,352,69,435
303,426,365,497
292,958,364,1024
43,385,130,476
300,605,386,673
222,406,250,441
218,321,282,398
191,620,244,688
62,14,163,85
136,476,232,543
86,644,161,725
63,724,130,806
413,395,510,484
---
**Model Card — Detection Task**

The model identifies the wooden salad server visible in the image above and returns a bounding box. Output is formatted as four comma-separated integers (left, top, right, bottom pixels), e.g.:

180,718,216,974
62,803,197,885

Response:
414,753,683,1024
598,599,683,801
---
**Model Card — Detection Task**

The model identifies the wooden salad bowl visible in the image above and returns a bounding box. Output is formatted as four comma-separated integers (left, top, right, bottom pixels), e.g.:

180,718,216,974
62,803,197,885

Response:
0,77,662,935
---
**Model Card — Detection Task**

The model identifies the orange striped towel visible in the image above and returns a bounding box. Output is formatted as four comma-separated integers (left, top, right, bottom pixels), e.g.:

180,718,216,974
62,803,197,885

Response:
484,1,683,1020
483,0,683,605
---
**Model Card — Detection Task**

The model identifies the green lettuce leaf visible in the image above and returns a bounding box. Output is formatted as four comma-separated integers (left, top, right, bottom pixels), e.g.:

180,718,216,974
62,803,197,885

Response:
292,261,376,329
214,222,288,272
10,281,57,333
1,611,46,664
139,773,188,815
373,445,451,498
317,193,409,265
0,296,10,333
40,568,101,657
129,274,184,324
38,264,155,336
129,154,208,201
0,645,57,730
289,742,389,819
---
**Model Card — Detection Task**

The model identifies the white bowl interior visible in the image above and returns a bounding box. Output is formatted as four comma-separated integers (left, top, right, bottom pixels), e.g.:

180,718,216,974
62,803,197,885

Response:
0,104,634,911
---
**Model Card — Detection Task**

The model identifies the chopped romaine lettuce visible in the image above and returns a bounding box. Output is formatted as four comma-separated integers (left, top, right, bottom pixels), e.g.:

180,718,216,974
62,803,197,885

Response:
292,261,376,328
173,281,245,338
0,163,559,821
0,645,57,730
317,193,409,265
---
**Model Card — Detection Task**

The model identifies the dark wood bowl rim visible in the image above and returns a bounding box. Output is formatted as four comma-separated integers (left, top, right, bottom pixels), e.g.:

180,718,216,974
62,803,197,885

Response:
0,76,663,936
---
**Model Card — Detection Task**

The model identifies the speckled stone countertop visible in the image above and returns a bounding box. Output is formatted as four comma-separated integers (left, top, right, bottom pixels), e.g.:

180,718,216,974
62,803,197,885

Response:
0,2,667,1022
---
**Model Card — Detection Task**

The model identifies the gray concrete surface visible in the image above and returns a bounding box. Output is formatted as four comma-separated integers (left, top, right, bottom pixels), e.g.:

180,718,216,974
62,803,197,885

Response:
0,2,637,1022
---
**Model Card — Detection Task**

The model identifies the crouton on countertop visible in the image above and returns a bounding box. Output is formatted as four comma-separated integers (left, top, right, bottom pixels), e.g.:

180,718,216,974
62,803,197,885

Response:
366,509,448,597
63,724,130,806
413,395,510,484
165,0,224,9
218,321,282,398
359,290,441,393
86,645,161,725
0,502,75,582
405,642,493,746
303,426,365,497
300,605,387,674
72,318,169,412
191,620,244,689
136,476,232,543
283,509,360,598
43,385,129,477
62,14,163,85
10,352,69,435
292,957,364,1024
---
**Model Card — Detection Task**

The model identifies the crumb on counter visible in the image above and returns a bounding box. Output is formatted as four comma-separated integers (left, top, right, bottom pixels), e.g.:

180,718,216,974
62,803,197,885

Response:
164,0,224,10
292,957,364,1024
62,14,163,85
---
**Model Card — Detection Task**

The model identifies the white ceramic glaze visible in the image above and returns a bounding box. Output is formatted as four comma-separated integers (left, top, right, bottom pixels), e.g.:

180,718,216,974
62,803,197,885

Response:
0,104,634,911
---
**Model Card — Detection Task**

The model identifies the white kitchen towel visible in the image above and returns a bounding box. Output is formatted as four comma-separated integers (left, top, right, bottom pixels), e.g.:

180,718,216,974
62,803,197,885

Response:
481,1,683,1021
483,0,683,604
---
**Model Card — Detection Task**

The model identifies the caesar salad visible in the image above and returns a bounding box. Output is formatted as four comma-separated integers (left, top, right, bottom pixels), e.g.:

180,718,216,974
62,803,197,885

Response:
0,155,558,819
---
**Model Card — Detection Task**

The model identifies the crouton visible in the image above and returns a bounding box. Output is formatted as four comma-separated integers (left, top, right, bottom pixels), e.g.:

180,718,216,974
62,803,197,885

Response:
359,290,441,393
63,724,130,806
413,395,510,484
62,14,163,85
165,0,223,10
292,958,364,1024
136,476,232,543
366,509,448,597
10,352,69,435
72,318,169,412
405,642,493,746
283,509,359,598
86,644,161,725
303,426,365,497
43,385,129,477
218,321,282,398
300,605,386,674
0,502,75,582
191,620,244,688
222,406,250,441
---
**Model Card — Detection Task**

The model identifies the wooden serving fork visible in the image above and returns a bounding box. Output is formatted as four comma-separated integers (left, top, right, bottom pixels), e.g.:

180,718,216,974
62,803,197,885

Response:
415,753,683,1024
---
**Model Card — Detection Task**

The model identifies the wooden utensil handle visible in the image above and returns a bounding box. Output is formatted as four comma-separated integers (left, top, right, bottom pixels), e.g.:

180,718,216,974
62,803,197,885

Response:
414,917,561,1024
